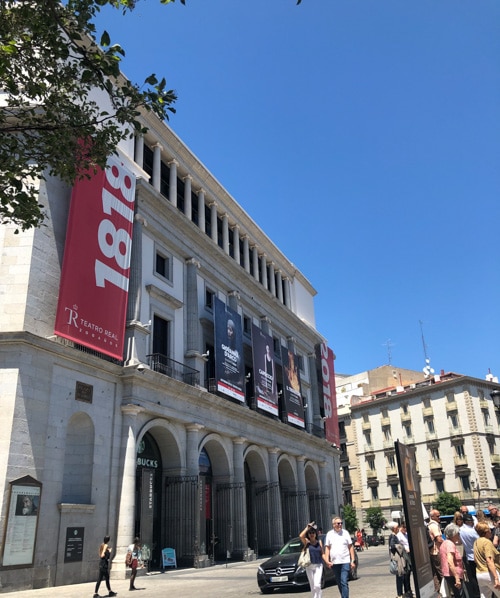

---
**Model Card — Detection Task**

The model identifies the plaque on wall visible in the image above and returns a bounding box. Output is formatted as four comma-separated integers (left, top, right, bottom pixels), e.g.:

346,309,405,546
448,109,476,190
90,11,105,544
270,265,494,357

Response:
64,527,85,563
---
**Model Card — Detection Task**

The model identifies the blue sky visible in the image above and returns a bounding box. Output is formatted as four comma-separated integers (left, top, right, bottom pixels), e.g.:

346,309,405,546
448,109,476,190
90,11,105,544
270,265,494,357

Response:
96,0,500,380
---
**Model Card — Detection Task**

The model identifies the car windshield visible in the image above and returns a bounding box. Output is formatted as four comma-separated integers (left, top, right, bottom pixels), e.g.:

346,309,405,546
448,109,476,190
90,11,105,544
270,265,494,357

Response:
279,539,303,555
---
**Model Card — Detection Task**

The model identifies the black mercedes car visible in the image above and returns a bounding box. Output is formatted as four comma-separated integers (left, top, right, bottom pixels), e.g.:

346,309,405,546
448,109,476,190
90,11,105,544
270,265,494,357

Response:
257,535,359,594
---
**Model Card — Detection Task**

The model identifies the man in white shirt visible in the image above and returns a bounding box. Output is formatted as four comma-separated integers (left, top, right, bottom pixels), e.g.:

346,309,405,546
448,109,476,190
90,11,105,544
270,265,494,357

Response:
324,516,356,598
460,513,480,598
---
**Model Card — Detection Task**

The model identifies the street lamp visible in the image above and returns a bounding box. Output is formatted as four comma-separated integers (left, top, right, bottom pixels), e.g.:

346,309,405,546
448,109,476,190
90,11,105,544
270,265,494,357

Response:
491,390,500,410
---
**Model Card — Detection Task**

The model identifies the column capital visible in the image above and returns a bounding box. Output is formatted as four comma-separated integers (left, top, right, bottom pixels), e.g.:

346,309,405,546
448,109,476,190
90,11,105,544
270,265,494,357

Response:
232,223,240,232
296,455,306,464
152,142,163,151
208,199,217,208
197,187,205,195
232,436,247,446
260,315,271,325
134,213,148,227
186,257,201,268
121,404,144,417
186,423,205,433
287,336,296,344
183,173,193,182
228,290,240,299
168,158,179,167
268,447,280,456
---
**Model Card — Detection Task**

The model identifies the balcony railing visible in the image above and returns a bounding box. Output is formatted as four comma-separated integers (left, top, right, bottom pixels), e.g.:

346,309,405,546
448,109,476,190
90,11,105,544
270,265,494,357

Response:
454,455,468,467
147,353,200,386
429,459,443,470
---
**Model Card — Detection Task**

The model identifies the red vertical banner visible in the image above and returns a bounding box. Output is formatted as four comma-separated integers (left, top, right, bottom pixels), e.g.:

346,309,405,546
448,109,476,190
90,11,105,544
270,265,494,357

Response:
316,343,339,445
54,155,136,359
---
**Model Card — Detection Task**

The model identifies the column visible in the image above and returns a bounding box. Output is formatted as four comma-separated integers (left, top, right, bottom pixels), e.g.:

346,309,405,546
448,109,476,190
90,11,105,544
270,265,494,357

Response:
260,254,268,290
268,448,284,551
283,277,291,308
184,175,192,220
242,236,250,273
125,213,149,366
134,135,144,169
269,262,276,296
252,246,259,282
185,258,201,355
296,455,310,522
233,225,240,265
186,423,204,476
276,270,283,302
168,159,178,207
308,353,322,433
197,188,206,233
232,437,249,559
222,213,229,254
210,202,218,243
112,405,144,578
152,143,162,192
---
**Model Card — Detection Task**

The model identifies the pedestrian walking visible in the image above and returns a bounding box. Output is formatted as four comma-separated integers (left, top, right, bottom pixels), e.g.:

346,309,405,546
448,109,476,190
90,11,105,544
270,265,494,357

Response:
126,537,141,591
299,521,324,598
324,516,356,598
93,535,117,598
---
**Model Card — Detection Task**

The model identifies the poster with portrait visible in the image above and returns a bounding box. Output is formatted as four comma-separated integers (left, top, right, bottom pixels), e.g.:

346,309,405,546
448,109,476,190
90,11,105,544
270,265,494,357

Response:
251,324,279,416
213,297,245,402
395,441,435,598
281,347,305,428
2,477,42,566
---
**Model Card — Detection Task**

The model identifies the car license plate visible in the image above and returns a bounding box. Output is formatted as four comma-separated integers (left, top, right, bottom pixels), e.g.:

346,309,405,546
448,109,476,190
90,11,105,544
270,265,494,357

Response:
270,576,288,582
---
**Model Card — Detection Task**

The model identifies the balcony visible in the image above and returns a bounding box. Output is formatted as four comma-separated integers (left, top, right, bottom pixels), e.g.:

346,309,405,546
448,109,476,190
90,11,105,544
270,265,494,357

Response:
425,431,438,441
429,459,443,470
479,398,489,410
491,454,500,466
449,425,463,437
454,455,468,468
381,417,391,427
383,439,394,450
401,412,412,423
386,466,399,478
423,406,434,418
446,400,458,413
362,421,371,431
147,353,200,386
367,470,378,480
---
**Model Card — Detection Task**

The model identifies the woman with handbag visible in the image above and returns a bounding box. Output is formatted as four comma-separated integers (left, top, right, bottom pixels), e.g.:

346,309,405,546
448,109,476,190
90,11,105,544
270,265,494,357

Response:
474,521,500,598
388,521,413,598
299,522,324,598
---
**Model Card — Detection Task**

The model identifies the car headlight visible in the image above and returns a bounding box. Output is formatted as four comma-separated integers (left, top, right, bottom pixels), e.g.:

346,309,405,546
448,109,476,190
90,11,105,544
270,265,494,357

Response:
258,566,264,574
296,565,306,574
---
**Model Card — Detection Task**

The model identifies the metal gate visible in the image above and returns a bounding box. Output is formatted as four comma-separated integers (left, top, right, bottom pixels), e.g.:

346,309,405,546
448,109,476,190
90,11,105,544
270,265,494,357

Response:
164,475,199,564
308,492,331,531
214,482,245,560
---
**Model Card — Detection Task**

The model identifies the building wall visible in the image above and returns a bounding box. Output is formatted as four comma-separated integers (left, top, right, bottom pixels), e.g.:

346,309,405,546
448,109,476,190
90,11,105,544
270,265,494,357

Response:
338,370,500,530
0,108,338,591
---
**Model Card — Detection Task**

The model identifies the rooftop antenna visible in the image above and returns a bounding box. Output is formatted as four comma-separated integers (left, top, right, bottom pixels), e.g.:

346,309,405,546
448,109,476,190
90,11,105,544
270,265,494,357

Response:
419,320,434,378
383,339,394,365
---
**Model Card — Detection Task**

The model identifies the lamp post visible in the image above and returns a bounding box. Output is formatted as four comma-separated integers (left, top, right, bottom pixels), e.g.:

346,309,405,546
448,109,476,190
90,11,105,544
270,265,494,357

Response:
491,390,500,410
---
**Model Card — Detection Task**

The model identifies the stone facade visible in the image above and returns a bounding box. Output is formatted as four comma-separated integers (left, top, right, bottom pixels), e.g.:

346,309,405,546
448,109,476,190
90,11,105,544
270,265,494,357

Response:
0,109,339,591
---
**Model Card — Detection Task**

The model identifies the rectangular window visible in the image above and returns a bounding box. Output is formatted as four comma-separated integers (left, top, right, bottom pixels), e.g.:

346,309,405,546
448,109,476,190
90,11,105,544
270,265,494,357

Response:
387,454,396,468
191,190,199,225
430,447,440,460
152,315,169,356
371,486,378,500
176,176,185,212
273,337,280,355
143,144,154,179
436,479,445,493
390,484,399,498
460,475,471,491
160,160,170,198
155,250,171,281
383,427,392,441
456,444,465,458
243,315,251,335
205,288,214,310
427,418,435,433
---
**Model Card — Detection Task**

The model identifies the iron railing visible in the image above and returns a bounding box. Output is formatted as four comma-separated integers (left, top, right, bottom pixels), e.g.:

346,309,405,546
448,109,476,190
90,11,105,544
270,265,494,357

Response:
147,353,200,386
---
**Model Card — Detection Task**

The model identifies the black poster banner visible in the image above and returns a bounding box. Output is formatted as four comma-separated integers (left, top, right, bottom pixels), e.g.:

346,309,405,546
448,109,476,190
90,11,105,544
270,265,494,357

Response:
64,527,84,563
281,347,305,428
214,297,245,402
251,324,279,415
140,469,155,549
395,441,435,598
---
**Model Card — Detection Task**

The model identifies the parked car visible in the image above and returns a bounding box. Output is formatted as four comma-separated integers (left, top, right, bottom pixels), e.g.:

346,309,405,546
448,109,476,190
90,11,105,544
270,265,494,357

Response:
257,535,359,594
365,534,380,547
